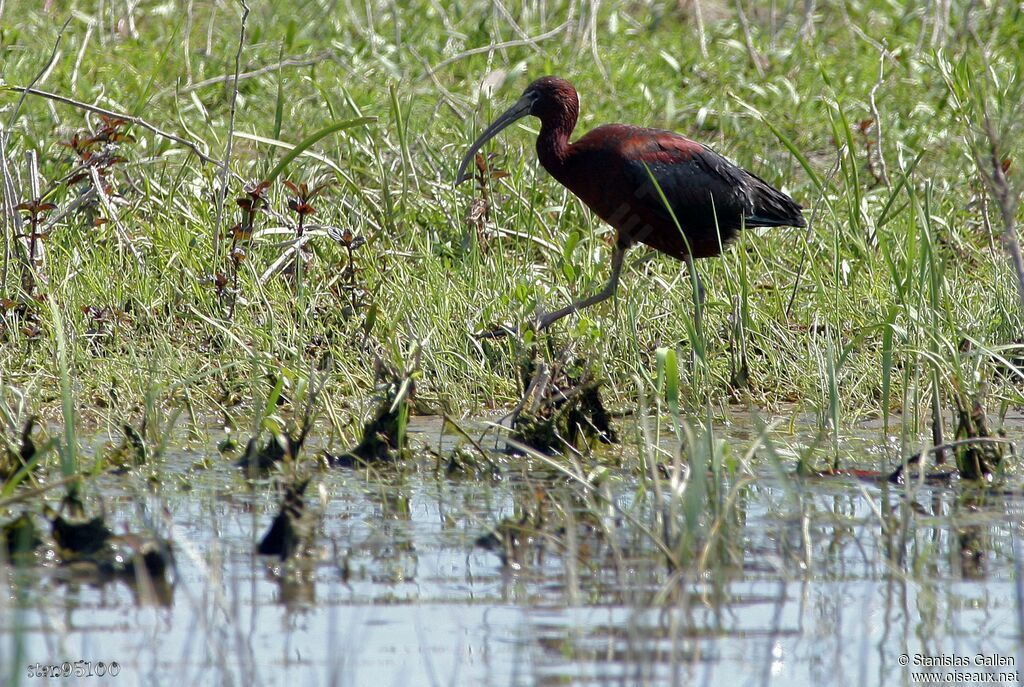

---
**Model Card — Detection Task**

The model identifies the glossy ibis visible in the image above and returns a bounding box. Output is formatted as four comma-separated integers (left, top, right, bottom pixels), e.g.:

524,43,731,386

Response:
456,76,806,331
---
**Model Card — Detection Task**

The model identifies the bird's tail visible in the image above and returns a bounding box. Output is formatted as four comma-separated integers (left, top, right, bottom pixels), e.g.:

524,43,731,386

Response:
745,171,806,228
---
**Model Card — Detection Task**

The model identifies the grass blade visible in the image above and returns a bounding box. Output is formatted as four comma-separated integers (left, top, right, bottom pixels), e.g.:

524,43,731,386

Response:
264,117,376,183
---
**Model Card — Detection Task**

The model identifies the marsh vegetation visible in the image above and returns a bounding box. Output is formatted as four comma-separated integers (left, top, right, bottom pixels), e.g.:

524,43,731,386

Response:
1,0,1023,684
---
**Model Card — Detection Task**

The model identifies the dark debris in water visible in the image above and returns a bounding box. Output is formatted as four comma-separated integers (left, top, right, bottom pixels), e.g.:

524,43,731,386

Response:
51,513,114,556
2,513,42,559
258,478,311,560
105,423,148,471
887,388,1015,484
952,391,1008,480
1,416,40,483
237,427,311,475
510,347,617,454
475,513,536,569
46,509,175,582
327,357,416,467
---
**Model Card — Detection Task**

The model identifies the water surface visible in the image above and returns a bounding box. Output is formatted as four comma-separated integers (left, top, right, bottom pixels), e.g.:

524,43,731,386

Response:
3,413,1022,686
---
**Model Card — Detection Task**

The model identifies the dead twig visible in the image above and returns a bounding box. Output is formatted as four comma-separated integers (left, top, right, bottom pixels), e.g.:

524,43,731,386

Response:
733,0,766,79
87,166,145,265
2,16,71,296
799,0,817,41
868,56,891,190
964,28,1024,309
212,0,250,262
5,16,71,131
156,49,339,99
4,86,218,165
426,21,571,78
981,112,1024,308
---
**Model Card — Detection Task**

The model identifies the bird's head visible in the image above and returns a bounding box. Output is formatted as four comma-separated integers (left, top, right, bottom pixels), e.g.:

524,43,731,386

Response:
456,76,579,184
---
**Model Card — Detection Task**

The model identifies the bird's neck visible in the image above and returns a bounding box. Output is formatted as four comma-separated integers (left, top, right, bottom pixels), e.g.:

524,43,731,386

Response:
536,119,573,178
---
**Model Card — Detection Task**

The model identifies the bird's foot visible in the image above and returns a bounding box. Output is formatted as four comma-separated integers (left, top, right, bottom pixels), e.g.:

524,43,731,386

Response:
531,312,559,333
473,323,519,340
473,310,565,340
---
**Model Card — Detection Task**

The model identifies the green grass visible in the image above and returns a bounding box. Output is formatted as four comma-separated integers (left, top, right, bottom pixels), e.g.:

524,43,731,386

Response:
0,0,1022,451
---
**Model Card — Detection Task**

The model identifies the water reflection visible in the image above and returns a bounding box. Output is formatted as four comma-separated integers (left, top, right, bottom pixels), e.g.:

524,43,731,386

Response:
1,419,1021,686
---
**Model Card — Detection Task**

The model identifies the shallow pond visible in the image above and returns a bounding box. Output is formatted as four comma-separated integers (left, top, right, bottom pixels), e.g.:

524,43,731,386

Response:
2,412,1022,686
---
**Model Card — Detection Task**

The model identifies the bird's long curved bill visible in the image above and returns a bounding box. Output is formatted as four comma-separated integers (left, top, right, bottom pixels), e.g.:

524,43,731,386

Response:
455,95,533,185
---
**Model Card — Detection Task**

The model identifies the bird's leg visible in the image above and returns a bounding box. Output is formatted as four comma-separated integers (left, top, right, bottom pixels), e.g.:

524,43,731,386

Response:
685,254,706,314
536,245,626,330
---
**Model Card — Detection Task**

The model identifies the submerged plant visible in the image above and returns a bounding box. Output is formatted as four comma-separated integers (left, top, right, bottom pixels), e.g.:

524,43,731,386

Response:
510,345,617,455
951,388,1009,481
329,344,420,467
0,417,42,487
46,506,175,587
257,478,312,560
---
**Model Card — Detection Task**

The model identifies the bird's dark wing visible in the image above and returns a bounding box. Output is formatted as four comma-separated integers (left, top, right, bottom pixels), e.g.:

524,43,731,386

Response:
562,126,804,259
621,131,804,230
619,132,754,230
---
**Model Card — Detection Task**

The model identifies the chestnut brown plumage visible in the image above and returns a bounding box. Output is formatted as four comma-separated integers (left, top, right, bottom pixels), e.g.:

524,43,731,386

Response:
457,76,806,330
